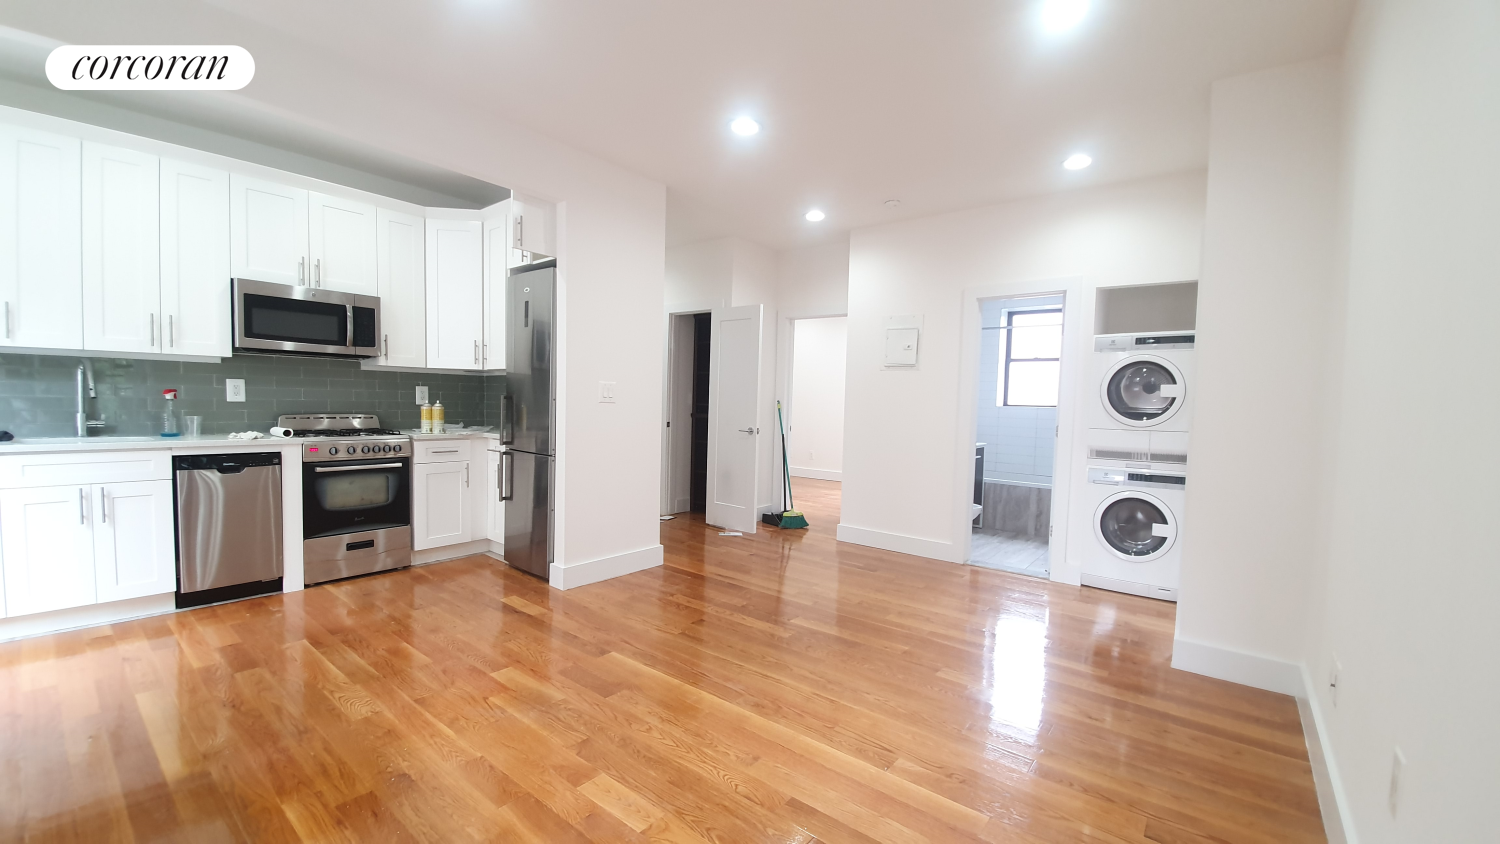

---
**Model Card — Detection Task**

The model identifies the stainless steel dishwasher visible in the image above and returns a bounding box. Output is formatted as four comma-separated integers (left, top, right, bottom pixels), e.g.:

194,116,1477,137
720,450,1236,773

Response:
175,453,284,609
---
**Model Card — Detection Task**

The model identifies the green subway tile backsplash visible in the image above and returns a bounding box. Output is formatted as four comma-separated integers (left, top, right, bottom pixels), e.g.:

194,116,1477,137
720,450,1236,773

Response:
0,353,503,438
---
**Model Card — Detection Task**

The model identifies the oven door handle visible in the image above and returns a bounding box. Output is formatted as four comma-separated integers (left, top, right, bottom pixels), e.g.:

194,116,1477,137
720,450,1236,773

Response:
314,462,405,473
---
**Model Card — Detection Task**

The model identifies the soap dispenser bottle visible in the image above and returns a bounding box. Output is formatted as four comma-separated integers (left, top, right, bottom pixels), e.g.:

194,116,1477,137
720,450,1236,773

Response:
160,389,181,437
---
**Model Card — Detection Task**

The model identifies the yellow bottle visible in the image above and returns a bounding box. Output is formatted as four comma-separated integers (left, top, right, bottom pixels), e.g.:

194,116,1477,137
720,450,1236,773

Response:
420,402,433,433
432,400,445,434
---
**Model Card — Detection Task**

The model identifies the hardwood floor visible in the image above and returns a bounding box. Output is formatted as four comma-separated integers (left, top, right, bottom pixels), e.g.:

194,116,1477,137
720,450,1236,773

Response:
0,478,1325,843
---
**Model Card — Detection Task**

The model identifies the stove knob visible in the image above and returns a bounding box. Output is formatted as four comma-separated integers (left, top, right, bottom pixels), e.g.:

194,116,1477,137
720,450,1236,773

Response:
393,444,403,453
328,446,338,455
362,446,371,454
381,445,392,453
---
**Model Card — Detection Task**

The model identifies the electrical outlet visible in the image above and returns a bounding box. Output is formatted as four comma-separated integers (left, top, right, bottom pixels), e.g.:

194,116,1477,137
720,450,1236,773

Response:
415,385,429,405
599,381,616,403
225,379,245,403
1329,657,1341,707
1389,747,1405,817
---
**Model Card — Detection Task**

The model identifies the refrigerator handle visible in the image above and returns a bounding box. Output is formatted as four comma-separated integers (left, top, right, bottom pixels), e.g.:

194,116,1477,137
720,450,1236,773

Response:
501,394,514,445
501,451,514,501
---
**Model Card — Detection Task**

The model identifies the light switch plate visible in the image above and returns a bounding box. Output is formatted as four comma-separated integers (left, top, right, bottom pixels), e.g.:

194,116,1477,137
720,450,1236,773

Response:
599,381,616,403
415,385,429,405
225,379,245,403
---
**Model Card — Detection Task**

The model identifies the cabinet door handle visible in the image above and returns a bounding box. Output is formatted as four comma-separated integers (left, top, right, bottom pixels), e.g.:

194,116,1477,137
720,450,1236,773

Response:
79,488,86,524
474,341,479,365
299,257,305,285
431,448,459,454
168,314,174,348
99,488,107,523
464,464,470,487
501,451,513,501
315,258,321,287
149,313,155,347
383,333,389,360
3,301,10,339
514,215,523,249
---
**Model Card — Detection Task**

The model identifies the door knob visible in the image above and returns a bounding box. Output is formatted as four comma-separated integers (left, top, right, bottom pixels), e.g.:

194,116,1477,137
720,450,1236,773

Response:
739,428,756,434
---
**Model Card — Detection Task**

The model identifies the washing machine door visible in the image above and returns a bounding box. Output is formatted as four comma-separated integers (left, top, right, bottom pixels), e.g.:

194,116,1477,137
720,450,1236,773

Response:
1095,490,1177,561
1101,354,1185,427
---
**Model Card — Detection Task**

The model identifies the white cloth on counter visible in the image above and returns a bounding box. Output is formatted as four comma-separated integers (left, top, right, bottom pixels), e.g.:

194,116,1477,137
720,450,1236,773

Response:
226,431,267,440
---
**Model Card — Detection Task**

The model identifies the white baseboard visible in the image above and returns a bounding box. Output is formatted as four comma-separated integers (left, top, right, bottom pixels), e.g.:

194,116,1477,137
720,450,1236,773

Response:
1298,665,1358,844
550,544,663,591
412,539,492,566
0,593,176,643
790,466,842,481
835,523,959,563
1170,637,1305,696
1171,639,1357,843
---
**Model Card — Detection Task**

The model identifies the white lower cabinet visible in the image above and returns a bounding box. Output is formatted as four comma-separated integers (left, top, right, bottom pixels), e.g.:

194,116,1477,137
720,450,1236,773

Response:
0,485,97,617
413,459,472,550
92,480,176,604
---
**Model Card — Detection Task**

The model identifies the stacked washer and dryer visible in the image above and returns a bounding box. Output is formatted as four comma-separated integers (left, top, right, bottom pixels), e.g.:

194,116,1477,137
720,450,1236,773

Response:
1073,331,1195,601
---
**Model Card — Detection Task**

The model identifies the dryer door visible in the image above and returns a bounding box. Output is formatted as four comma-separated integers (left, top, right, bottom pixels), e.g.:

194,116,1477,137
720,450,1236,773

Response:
1095,490,1178,562
1101,354,1185,428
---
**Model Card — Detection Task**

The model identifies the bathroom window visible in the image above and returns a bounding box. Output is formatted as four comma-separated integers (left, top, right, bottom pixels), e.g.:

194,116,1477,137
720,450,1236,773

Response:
1001,308,1062,406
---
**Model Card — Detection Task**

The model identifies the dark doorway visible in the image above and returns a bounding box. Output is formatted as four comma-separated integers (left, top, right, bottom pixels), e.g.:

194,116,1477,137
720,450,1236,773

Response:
689,312,711,512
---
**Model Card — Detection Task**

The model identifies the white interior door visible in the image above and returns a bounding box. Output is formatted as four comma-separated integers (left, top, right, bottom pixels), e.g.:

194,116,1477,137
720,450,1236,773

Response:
160,158,231,357
82,142,160,354
706,305,764,533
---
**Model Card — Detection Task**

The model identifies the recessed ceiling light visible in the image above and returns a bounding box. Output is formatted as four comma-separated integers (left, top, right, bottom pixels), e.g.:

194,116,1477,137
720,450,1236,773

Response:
1040,0,1090,33
730,117,760,136
805,209,826,222
1063,153,1093,170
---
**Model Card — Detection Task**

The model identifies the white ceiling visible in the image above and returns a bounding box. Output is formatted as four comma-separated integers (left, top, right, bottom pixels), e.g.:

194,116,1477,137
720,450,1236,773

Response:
0,0,1354,250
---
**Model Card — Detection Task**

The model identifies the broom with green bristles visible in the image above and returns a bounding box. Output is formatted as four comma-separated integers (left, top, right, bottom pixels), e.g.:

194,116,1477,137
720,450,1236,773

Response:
771,400,808,530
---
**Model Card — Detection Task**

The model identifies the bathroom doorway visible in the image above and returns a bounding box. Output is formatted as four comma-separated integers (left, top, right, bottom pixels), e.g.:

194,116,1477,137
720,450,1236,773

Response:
969,295,1064,578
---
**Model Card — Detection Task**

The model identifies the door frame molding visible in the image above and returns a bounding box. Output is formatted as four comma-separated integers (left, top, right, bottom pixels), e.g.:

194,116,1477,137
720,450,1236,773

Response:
956,275,1088,586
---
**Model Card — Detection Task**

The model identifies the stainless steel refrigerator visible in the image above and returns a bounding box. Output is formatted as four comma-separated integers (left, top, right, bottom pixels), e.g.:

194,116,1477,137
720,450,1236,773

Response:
501,261,556,580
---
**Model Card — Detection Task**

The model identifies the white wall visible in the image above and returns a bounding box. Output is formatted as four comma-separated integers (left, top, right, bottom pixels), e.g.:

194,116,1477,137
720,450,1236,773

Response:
841,173,1206,563
788,317,847,480
1174,58,1344,681
1312,1,1500,839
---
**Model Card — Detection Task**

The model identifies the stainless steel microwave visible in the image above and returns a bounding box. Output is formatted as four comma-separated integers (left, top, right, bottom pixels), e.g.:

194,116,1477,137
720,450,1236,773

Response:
232,279,381,358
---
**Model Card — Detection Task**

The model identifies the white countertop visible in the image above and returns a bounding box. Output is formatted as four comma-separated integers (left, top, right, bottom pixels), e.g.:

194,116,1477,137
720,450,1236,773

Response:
0,431,501,456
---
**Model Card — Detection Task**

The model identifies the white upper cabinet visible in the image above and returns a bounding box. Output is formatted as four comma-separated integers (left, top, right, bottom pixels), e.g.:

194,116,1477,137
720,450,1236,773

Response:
160,159,231,357
82,142,161,354
372,208,426,368
230,174,308,286
482,208,508,370
308,192,377,296
0,485,97,617
509,192,556,263
92,480,176,604
0,124,82,350
425,217,483,371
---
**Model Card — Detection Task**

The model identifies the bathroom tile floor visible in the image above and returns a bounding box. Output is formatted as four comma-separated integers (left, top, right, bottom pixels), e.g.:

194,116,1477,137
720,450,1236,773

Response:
969,528,1050,578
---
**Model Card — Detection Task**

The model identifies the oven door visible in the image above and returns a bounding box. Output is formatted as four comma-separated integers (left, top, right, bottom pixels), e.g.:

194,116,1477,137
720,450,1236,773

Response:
233,278,380,357
303,457,411,539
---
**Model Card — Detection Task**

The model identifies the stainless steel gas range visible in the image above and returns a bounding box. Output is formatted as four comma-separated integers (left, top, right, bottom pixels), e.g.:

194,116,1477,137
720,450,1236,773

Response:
281,414,412,585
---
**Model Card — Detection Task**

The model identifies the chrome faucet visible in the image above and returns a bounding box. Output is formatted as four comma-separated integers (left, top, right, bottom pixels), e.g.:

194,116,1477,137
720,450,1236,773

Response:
76,359,105,436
